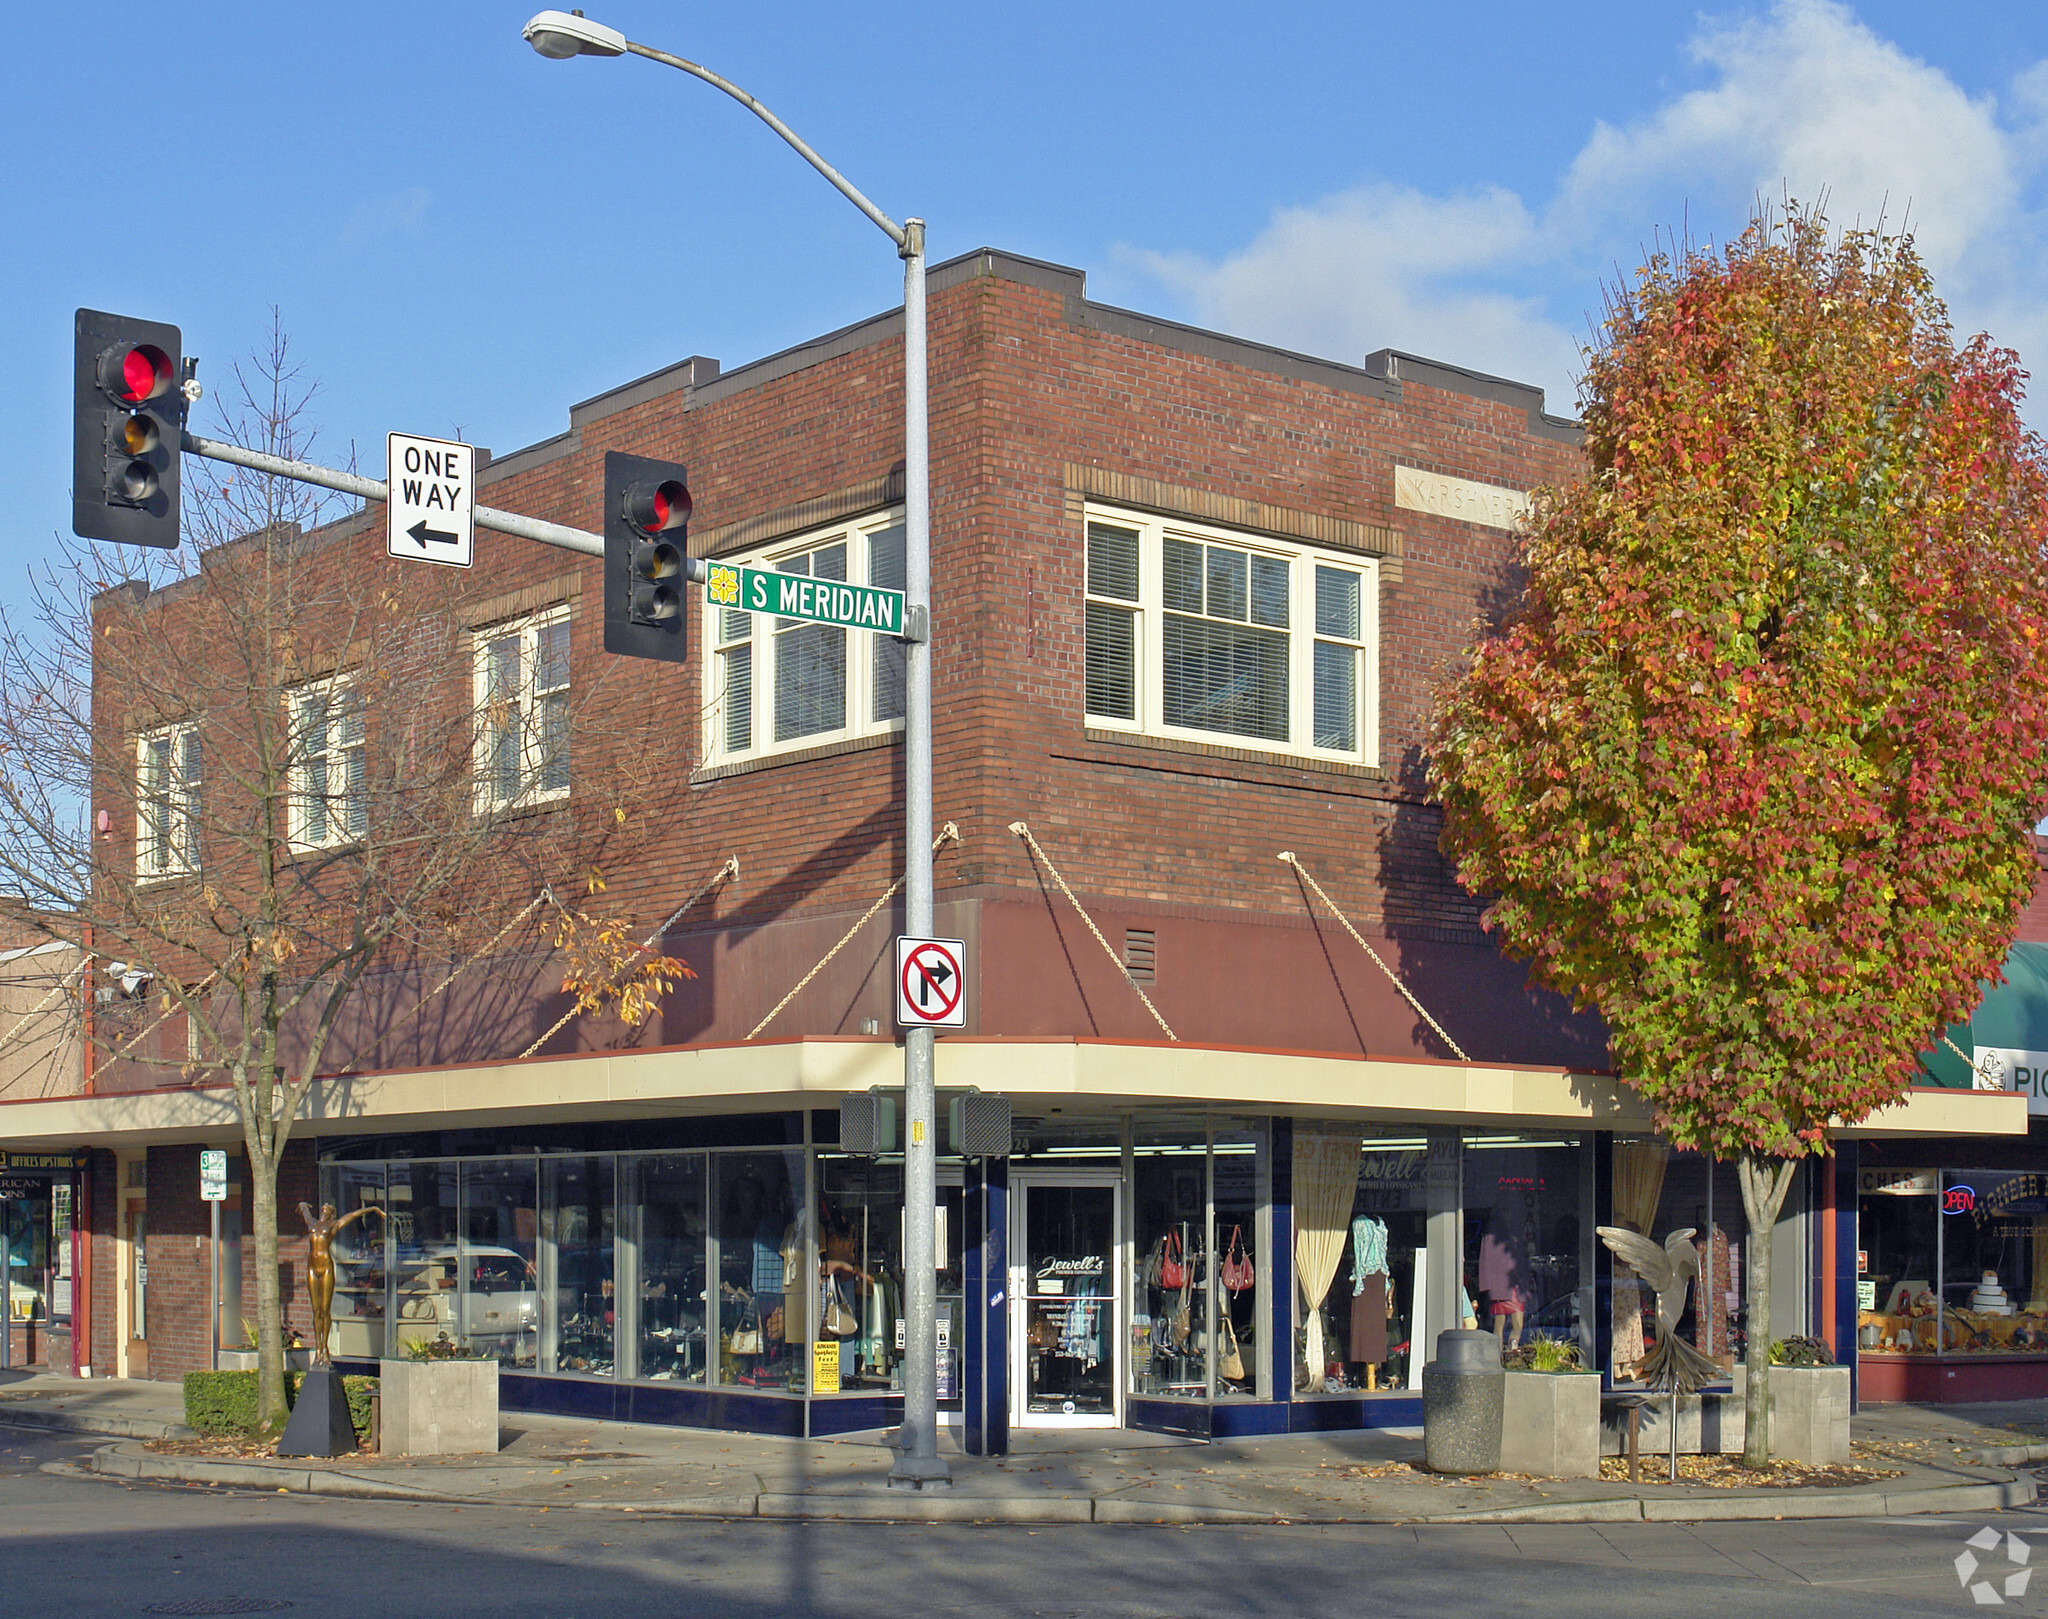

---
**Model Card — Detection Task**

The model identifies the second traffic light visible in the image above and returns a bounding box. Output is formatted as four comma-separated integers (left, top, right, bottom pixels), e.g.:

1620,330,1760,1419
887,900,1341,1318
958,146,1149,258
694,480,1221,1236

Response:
603,452,692,663
74,308,185,549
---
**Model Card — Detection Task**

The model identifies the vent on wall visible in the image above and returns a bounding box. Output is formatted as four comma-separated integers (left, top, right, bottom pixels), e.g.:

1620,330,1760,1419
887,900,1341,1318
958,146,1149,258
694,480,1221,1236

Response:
1123,928,1156,983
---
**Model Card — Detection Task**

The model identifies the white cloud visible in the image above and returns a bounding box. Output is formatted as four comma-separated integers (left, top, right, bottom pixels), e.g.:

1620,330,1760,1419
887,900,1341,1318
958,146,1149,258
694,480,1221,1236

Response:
1128,0,2048,422
1127,185,1582,412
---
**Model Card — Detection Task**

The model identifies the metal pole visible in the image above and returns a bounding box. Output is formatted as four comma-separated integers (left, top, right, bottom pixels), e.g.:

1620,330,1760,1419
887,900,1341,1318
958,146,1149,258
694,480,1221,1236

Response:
890,220,948,1488
210,1197,221,1373
1,1209,10,1373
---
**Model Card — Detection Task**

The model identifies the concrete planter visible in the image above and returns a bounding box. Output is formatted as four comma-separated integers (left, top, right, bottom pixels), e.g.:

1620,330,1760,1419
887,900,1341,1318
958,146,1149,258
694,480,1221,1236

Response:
376,1357,500,1456
1765,1363,1851,1464
1500,1371,1601,1477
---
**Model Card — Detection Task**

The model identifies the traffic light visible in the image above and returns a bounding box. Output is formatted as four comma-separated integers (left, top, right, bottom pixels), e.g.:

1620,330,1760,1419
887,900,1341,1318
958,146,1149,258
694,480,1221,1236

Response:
74,308,184,549
603,451,692,663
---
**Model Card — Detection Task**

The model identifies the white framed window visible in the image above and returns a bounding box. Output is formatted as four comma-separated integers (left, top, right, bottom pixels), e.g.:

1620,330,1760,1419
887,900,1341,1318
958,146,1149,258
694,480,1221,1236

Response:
136,722,201,879
473,606,571,812
288,677,366,849
1083,505,1378,765
702,509,906,767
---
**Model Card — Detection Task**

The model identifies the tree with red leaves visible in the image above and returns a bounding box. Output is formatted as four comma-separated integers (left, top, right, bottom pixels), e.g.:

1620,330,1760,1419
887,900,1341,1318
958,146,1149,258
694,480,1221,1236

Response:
1430,211,2048,1463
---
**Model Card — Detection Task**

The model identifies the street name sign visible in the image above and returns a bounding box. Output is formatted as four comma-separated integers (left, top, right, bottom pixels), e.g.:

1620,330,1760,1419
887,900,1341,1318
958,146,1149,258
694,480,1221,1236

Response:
386,432,475,568
896,935,966,1028
705,559,904,635
200,1147,227,1202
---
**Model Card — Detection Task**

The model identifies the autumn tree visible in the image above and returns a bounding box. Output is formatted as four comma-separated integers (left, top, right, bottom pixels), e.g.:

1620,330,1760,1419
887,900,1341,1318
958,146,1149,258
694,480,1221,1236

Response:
1428,213,2048,1463
0,318,673,1433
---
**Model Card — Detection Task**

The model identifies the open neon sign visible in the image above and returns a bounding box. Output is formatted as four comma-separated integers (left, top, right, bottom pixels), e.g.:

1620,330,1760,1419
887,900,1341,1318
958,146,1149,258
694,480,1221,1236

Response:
1943,1184,1977,1215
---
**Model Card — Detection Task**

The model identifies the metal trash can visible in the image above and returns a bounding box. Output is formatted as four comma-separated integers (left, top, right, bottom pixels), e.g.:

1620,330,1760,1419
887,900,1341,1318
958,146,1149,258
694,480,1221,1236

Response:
1422,1328,1505,1474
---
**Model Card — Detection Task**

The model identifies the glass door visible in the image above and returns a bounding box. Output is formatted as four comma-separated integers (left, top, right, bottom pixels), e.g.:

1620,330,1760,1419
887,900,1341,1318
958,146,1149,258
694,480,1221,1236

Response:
1012,1174,1121,1426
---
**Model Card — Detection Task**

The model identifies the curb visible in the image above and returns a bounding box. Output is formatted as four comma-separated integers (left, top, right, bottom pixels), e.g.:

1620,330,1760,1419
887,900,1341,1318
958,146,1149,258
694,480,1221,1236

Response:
0,1406,191,1442
1972,1442,2048,1466
77,1442,2038,1526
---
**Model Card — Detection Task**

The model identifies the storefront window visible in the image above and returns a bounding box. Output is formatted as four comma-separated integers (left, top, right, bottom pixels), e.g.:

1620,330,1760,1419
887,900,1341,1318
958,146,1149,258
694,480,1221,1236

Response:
1211,1120,1264,1399
1132,1122,1207,1398
629,1154,706,1382
460,1159,538,1369
1301,1130,1427,1394
385,1160,459,1355
817,1155,903,1392
326,1162,387,1360
4,1192,50,1322
1935,1171,2048,1353
713,1151,805,1390
1464,1134,1585,1362
543,1157,614,1377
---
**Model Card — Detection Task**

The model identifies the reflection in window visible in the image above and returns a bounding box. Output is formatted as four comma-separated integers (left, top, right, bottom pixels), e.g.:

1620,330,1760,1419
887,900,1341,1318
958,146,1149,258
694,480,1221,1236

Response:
631,1155,707,1383
544,1157,614,1377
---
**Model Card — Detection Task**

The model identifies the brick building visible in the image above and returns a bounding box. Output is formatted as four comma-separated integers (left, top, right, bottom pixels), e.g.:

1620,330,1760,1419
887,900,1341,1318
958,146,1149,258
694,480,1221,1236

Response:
2,249,2022,1438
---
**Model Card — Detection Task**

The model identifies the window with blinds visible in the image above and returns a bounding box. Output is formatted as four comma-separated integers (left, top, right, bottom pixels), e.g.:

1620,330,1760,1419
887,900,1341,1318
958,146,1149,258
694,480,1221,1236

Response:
473,606,573,812
1081,505,1376,765
701,508,907,768
137,722,201,878
290,679,367,848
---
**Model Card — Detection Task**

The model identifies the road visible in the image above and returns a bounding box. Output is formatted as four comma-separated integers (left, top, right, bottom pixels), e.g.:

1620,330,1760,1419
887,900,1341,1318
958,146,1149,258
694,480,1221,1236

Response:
0,1430,2032,1617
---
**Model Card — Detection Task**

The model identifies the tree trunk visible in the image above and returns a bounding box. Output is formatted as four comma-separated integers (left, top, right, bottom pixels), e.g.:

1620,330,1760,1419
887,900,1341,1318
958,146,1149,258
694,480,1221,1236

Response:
248,1147,288,1437
1737,1151,1798,1468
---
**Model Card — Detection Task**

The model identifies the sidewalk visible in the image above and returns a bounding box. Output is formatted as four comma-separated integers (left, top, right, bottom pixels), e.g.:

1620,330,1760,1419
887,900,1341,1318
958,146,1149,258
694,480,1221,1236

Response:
1,1370,2037,1526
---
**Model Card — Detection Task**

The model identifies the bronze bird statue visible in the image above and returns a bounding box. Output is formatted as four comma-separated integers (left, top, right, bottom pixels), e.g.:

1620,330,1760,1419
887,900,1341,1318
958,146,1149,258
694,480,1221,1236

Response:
1596,1225,1721,1394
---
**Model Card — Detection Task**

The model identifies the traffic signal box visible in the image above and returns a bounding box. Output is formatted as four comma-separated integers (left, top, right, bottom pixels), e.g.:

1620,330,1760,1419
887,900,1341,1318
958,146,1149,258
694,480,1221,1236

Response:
603,451,692,663
74,308,184,549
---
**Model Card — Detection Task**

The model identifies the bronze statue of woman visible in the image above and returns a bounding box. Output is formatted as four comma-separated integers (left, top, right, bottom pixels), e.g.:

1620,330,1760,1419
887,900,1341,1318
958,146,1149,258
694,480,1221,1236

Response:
299,1202,382,1366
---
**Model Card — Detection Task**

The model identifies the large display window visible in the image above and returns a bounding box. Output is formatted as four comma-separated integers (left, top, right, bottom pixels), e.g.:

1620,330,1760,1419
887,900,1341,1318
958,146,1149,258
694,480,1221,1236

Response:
1859,1168,2048,1356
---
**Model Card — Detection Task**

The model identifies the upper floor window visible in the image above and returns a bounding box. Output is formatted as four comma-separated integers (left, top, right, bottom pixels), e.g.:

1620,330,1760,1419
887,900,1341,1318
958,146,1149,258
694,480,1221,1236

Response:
289,678,366,849
702,510,905,767
1084,506,1377,764
136,722,201,879
474,607,570,812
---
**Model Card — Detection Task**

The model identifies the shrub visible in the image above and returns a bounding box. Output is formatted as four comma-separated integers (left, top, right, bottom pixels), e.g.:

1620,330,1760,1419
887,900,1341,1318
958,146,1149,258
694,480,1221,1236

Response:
1769,1336,1835,1368
402,1331,491,1361
183,1370,375,1442
1504,1336,1584,1373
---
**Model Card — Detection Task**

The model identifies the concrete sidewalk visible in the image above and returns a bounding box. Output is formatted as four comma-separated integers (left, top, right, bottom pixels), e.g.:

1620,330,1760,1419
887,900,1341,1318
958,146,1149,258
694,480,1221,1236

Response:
2,1370,2038,1525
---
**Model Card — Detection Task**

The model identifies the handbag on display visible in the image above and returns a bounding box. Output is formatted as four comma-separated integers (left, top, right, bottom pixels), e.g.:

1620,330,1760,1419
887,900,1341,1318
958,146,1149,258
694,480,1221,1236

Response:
1160,1230,1187,1291
1218,1314,1246,1381
729,1328,762,1355
823,1276,859,1338
1220,1225,1255,1294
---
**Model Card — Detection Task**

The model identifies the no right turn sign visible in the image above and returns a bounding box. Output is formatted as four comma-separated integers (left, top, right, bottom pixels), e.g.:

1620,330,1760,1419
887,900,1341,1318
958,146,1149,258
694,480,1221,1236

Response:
896,936,966,1028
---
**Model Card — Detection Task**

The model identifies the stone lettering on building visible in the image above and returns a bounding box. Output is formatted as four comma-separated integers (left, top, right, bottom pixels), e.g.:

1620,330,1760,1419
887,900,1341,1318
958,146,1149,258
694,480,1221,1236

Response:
1394,465,1531,532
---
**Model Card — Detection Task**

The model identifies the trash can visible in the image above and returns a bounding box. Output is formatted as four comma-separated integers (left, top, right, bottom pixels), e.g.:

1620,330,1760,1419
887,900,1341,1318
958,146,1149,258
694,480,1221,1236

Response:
1423,1328,1504,1474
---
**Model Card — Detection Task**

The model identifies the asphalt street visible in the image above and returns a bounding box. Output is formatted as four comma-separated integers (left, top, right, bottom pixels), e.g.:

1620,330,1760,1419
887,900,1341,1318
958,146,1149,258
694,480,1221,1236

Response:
0,1429,2036,1618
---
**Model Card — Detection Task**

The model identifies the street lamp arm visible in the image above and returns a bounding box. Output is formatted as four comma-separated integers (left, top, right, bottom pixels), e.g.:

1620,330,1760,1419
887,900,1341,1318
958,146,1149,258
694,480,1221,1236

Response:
621,41,910,254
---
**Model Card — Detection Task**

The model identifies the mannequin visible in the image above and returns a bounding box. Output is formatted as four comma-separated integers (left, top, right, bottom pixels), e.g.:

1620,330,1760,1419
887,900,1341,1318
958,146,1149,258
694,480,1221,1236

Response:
1478,1225,1528,1352
1350,1216,1390,1389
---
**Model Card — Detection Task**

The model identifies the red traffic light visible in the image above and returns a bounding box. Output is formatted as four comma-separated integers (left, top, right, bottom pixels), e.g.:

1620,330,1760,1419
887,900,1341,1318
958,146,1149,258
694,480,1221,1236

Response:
622,478,691,535
100,343,174,406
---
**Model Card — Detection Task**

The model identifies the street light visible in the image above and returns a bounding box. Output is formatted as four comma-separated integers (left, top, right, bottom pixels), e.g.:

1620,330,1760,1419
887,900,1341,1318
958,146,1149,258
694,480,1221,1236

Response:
522,9,949,1491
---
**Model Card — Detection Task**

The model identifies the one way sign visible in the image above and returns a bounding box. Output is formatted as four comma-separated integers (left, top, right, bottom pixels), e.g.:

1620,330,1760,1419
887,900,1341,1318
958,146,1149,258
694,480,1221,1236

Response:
896,936,967,1028
386,432,474,569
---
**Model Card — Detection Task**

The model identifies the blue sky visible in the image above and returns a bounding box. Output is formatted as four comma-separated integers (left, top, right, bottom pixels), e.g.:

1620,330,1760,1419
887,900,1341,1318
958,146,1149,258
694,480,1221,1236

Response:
7,1,2048,582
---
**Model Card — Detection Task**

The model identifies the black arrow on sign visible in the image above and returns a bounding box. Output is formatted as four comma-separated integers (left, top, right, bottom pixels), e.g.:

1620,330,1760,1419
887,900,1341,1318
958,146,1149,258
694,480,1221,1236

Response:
408,518,459,548
915,957,954,1006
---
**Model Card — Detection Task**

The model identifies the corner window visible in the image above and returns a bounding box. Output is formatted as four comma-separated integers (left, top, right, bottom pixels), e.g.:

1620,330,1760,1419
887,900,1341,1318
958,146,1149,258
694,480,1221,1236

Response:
136,722,201,879
289,678,366,849
702,511,906,767
1084,507,1376,765
473,607,570,812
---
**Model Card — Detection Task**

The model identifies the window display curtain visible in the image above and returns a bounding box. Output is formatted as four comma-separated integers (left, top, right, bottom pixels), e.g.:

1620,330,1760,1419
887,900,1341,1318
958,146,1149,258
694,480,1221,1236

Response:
1609,1138,1669,1374
1294,1128,1362,1389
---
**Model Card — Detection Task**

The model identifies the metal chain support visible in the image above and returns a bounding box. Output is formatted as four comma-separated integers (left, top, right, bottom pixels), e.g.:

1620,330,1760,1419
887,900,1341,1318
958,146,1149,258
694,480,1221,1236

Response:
747,826,959,1041
0,959,85,1056
343,891,552,1073
1008,821,1177,1041
1278,850,1469,1062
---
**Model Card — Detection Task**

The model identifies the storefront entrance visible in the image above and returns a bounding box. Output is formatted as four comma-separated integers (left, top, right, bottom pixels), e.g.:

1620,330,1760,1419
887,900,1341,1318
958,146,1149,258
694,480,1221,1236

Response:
1011,1171,1121,1427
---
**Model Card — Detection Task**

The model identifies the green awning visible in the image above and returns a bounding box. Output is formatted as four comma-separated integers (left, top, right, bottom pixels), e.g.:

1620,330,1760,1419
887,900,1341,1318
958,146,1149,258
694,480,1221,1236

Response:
1920,942,2048,1088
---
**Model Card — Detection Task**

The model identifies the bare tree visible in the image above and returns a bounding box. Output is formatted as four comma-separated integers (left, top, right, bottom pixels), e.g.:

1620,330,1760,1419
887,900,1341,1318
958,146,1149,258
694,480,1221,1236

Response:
0,315,666,1433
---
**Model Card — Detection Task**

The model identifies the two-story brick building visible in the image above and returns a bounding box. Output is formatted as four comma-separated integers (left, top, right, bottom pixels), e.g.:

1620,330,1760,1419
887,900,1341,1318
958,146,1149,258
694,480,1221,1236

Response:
2,248,2023,1441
